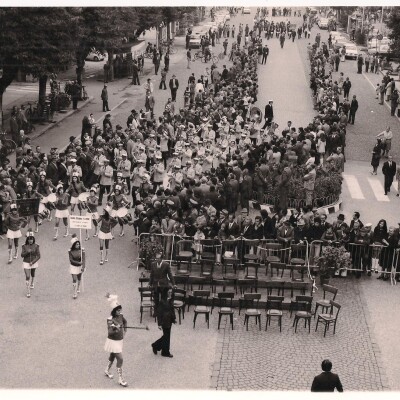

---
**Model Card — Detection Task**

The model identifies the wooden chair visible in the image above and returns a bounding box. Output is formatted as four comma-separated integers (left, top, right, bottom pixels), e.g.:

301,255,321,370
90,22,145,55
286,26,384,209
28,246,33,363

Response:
217,292,235,330
290,264,308,282
172,288,186,324
265,296,284,332
238,278,257,295
292,295,313,333
265,280,286,297
315,300,341,337
200,239,219,261
270,262,287,279
290,242,307,266
314,284,338,318
192,290,211,329
242,239,260,263
138,287,154,323
243,293,262,331
260,242,282,275
200,258,214,282
175,240,193,274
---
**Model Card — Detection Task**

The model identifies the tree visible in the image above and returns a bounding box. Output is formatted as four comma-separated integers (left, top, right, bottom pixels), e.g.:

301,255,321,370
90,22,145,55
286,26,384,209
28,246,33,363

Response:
0,8,79,128
387,8,400,57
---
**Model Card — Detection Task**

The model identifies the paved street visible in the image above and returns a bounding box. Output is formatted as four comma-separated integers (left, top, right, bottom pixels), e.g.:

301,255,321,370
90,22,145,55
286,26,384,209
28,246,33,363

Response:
2,6,400,393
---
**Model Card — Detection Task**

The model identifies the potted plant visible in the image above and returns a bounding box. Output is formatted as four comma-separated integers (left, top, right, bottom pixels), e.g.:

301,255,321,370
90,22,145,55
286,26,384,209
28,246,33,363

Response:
316,245,352,285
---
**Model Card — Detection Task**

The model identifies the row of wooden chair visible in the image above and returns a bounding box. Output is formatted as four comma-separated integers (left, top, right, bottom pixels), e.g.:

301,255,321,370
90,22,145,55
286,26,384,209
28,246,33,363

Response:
138,284,340,336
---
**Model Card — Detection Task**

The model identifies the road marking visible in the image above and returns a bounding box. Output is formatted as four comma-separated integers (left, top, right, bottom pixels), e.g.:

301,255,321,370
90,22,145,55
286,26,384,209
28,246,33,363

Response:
367,177,390,202
343,174,365,199
95,99,128,124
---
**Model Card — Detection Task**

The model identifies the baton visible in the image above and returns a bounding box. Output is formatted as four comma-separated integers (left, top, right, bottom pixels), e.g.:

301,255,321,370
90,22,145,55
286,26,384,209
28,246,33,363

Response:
125,325,150,330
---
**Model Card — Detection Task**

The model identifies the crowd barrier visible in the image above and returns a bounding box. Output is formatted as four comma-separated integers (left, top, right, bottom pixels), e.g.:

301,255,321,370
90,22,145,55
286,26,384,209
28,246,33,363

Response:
136,234,400,285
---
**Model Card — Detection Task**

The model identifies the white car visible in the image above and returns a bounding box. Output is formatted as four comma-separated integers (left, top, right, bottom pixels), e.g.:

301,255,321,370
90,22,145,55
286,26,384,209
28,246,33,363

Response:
330,31,347,40
345,44,358,60
243,8,251,14
318,18,329,29
85,50,105,61
189,33,203,49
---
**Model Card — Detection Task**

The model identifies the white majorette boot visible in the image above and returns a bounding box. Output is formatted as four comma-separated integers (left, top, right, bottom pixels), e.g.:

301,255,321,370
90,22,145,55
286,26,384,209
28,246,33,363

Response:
8,249,12,264
105,361,114,379
13,247,18,259
64,227,69,237
72,283,77,299
25,281,31,298
54,227,59,240
117,367,128,387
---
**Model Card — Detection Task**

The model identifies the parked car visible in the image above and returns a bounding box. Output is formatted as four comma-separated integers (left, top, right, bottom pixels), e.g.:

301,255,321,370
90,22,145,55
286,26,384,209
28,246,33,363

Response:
318,18,329,29
330,31,346,41
85,49,105,61
345,44,358,60
243,8,251,14
189,33,203,49
333,39,350,51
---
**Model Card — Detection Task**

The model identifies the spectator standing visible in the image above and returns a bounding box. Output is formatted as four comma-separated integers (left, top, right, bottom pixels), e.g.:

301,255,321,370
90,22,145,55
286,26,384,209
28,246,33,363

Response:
348,95,358,125
101,85,110,112
303,164,316,206
382,155,396,195
311,360,343,392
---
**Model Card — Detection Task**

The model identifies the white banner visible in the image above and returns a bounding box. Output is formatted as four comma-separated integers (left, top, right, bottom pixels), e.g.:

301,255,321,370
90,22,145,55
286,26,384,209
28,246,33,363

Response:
69,215,92,230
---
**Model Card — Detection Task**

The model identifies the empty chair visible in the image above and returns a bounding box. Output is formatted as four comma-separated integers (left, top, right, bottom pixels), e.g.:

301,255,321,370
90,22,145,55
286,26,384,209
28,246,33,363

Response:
175,240,193,274
290,264,308,282
243,293,262,331
243,239,260,263
260,242,282,274
265,295,284,332
290,242,307,266
192,290,211,328
292,295,313,333
238,278,257,295
314,284,338,318
200,239,219,261
174,274,189,290
217,292,235,330
200,258,214,281
186,276,207,311
315,300,341,337
270,262,287,279
172,288,186,324
245,261,260,280
138,287,154,323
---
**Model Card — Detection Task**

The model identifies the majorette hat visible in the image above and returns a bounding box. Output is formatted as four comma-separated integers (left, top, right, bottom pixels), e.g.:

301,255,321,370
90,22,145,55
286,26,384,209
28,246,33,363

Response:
106,293,121,311
70,233,79,246
26,228,35,237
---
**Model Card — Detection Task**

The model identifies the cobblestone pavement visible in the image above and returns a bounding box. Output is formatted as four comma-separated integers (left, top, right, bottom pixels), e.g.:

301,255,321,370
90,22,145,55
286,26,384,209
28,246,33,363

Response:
210,277,388,391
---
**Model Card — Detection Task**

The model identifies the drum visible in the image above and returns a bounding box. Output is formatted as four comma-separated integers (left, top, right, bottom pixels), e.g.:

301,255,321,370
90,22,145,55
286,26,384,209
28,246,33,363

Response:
115,207,128,218
38,203,49,219
78,192,90,202
47,193,57,203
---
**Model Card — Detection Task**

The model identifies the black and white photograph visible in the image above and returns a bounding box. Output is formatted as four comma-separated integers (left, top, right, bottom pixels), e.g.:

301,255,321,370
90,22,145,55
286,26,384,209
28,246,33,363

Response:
1,2,400,396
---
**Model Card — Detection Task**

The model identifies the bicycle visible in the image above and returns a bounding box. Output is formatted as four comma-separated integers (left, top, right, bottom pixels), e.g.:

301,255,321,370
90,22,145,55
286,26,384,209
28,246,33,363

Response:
0,131,17,156
193,50,204,61
201,54,219,64
161,39,177,55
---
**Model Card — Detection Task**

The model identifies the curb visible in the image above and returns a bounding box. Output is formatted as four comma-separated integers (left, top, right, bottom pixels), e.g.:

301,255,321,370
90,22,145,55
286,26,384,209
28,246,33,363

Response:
29,96,93,142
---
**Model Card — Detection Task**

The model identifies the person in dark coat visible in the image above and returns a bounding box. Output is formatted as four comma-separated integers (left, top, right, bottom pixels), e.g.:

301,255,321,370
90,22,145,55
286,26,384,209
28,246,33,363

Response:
370,139,382,175
311,359,343,392
382,155,396,195
348,95,358,125
149,249,176,310
101,85,110,112
262,100,274,129
152,292,176,358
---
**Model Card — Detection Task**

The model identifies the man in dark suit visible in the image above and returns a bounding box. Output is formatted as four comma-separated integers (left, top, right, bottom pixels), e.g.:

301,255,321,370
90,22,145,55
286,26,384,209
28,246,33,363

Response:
382,155,397,195
46,155,59,185
226,213,240,238
348,95,358,124
311,359,343,392
149,250,176,311
169,74,179,102
262,100,274,129
276,220,294,245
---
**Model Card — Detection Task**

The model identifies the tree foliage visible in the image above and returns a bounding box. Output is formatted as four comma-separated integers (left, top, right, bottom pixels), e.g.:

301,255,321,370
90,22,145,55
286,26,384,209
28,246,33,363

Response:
387,8,400,56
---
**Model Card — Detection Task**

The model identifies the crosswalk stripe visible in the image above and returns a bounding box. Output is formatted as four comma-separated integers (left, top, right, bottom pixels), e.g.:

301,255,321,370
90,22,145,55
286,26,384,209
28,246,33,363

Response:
367,178,390,202
343,174,365,199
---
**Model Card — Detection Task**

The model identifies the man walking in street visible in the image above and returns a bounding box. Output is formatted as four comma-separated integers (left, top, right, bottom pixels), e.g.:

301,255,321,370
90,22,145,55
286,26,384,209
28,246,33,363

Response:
348,95,358,125
223,38,228,55
342,77,351,100
262,100,274,129
152,289,176,358
101,84,110,112
382,156,397,195
159,68,167,90
169,74,179,102
261,44,269,64
311,360,343,392
357,54,364,74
